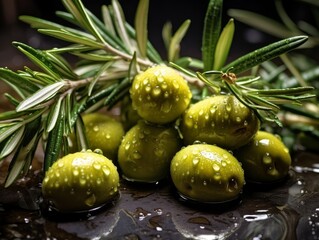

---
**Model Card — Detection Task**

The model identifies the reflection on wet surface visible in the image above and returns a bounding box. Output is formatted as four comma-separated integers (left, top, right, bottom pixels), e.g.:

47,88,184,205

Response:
0,151,319,239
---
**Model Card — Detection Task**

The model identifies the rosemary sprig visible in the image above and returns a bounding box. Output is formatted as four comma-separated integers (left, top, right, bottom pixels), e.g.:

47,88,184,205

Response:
0,0,316,187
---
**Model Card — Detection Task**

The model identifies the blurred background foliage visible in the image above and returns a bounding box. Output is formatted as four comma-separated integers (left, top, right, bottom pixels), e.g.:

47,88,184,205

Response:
1,0,318,68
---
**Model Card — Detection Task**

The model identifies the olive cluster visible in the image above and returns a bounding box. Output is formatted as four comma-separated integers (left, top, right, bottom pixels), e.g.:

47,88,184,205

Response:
42,65,292,212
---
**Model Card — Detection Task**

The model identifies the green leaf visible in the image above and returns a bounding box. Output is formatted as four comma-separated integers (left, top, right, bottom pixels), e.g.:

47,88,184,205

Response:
38,29,104,49
125,23,163,64
19,15,62,29
46,97,63,133
45,52,78,80
112,0,133,53
128,52,139,81
0,110,26,121
102,5,116,36
135,0,149,58
0,123,23,144
251,86,315,96
4,117,41,187
222,36,309,74
213,18,235,70
168,19,191,62
13,42,62,80
0,68,39,98
44,113,64,171
88,61,113,96
202,0,223,71
162,22,173,53
16,81,66,112
228,9,294,39
74,116,88,152
0,126,25,159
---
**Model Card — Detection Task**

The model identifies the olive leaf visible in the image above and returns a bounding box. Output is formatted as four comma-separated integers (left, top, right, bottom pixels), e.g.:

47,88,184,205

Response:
16,81,66,112
0,68,39,99
202,0,223,71
88,61,114,96
126,23,163,64
112,0,133,53
0,126,25,159
102,5,116,36
228,9,293,39
168,20,191,62
213,18,235,70
135,0,149,58
44,113,65,171
4,117,42,188
13,42,62,80
222,35,309,74
45,97,63,133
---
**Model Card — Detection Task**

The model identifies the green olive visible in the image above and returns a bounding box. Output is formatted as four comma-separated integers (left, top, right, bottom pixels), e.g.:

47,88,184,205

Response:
120,96,142,131
130,65,192,124
70,113,125,161
170,144,245,203
42,150,120,212
118,120,182,183
234,131,292,183
180,95,260,150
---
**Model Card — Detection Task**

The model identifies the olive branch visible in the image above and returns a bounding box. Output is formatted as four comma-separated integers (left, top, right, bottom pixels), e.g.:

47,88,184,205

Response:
0,0,316,187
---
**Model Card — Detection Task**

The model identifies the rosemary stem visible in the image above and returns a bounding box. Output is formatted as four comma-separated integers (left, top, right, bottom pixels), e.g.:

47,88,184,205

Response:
102,41,153,67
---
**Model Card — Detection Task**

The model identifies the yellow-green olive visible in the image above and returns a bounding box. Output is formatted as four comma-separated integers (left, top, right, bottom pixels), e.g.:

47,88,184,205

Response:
170,144,245,203
70,113,125,161
180,95,260,150
234,131,292,183
118,120,182,183
130,65,192,124
42,151,120,212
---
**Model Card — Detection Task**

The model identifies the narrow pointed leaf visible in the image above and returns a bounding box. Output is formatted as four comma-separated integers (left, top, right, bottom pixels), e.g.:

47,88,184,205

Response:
0,123,23,144
112,0,133,53
13,42,61,80
38,29,104,49
128,52,139,81
4,117,41,187
44,114,64,171
125,23,163,63
222,36,309,74
0,68,39,98
135,0,149,58
16,81,66,112
74,116,88,152
0,126,25,159
88,61,113,96
46,97,63,133
162,22,172,51
213,18,235,70
168,19,191,62
202,0,223,71
228,9,294,38
102,5,116,36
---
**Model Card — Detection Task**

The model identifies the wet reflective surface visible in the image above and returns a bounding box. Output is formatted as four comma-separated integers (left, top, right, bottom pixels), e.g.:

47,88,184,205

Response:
1,151,319,239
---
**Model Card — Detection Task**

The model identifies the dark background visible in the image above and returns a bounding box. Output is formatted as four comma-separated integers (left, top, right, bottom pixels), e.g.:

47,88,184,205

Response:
0,0,316,69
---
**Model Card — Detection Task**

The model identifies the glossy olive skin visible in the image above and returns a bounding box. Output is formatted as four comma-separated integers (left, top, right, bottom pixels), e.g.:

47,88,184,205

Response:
71,113,125,161
118,120,182,183
180,95,260,150
42,151,120,212
130,65,192,124
170,144,245,203
234,131,292,183
120,96,142,131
